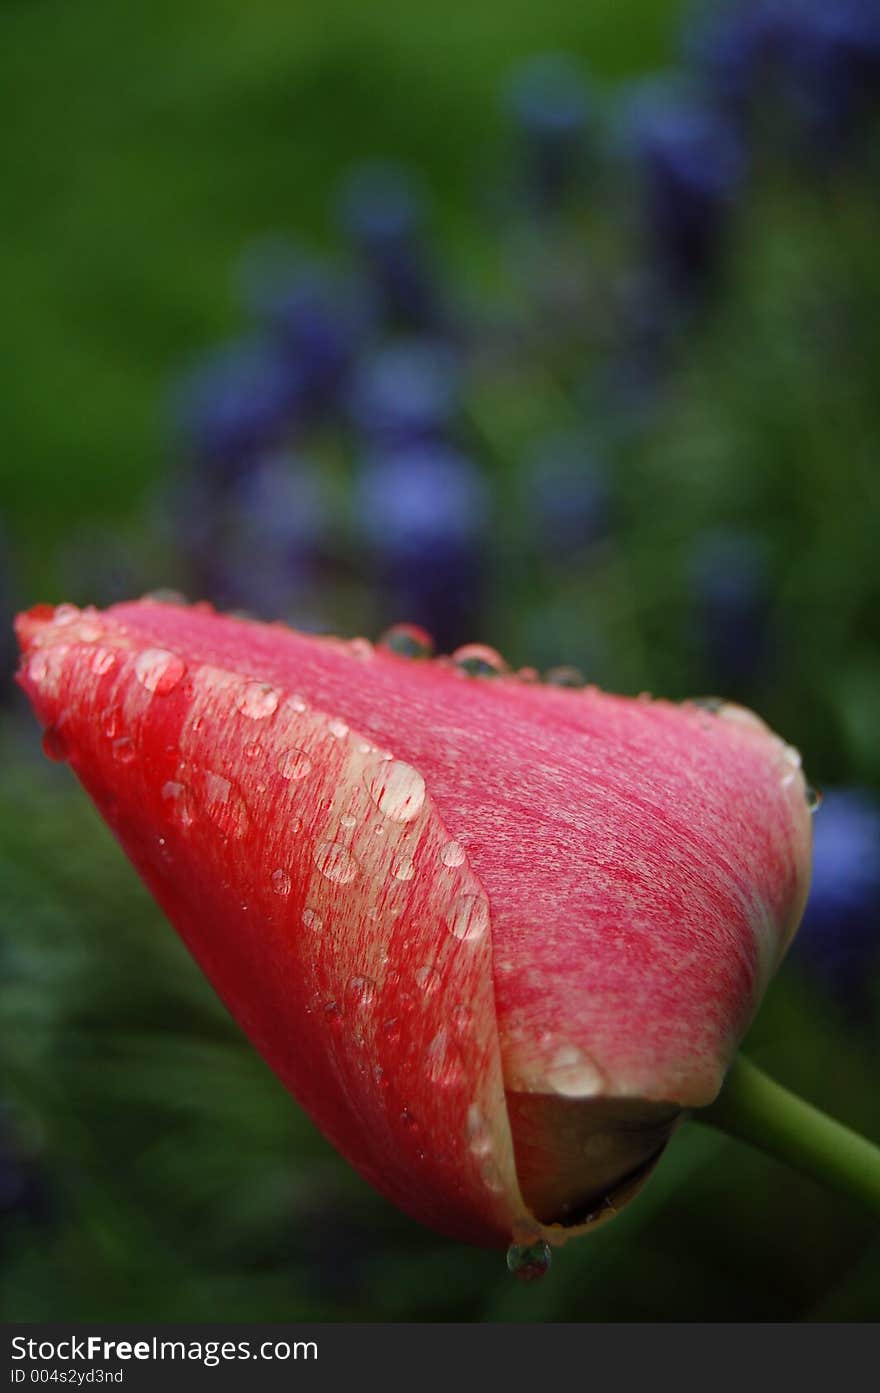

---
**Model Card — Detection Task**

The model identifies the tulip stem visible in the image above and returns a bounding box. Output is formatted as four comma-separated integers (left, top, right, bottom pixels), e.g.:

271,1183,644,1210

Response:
697,1054,880,1218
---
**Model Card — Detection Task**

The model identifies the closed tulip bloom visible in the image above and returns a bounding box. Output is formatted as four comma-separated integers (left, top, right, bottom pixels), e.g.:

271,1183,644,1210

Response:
16,601,812,1250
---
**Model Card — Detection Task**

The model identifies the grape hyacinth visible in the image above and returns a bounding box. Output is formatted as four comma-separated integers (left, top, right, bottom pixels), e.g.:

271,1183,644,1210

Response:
339,162,444,332
689,530,771,696
507,54,591,214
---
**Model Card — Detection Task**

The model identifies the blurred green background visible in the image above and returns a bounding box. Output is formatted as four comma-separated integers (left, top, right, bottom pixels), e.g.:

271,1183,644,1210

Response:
2,0,880,1321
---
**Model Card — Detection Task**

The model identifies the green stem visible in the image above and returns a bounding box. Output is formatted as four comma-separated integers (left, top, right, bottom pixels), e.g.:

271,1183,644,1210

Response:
696,1054,880,1218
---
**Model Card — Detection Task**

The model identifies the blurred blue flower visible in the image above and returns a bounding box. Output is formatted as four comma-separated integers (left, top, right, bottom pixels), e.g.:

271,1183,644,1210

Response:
691,0,880,162
627,86,745,297
793,788,880,1005
357,442,489,652
348,339,460,449
507,54,591,212
689,529,770,693
338,162,442,330
174,340,297,484
180,451,330,620
521,430,610,559
240,246,365,415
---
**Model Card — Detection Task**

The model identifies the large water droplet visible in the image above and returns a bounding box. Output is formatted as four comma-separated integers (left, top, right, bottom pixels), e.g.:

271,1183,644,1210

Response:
446,893,490,942
201,770,249,839
237,683,279,720
451,643,508,678
314,841,358,884
378,623,435,660
364,759,426,823
545,665,585,688
545,1045,603,1097
271,868,292,896
440,840,465,868
506,1241,551,1282
134,648,186,695
277,747,313,781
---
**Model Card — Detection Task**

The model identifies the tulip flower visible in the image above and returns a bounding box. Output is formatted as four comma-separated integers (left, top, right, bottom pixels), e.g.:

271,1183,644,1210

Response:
14,600,880,1267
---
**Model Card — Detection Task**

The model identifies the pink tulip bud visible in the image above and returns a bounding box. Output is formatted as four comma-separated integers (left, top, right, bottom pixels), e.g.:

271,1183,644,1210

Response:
15,599,812,1250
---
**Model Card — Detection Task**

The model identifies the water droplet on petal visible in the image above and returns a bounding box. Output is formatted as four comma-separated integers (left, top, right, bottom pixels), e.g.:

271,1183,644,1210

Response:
271,868,292,896
237,683,279,719
447,893,490,942
378,623,435,660
162,779,194,827
134,648,186,695
425,1028,464,1088
545,665,585,688
302,907,323,932
364,759,426,822
691,695,724,714
348,637,374,661
347,975,377,1009
277,747,313,781
806,785,823,814
327,717,350,739
91,648,117,677
391,855,416,882
314,841,358,884
545,1045,604,1098
286,694,308,714
440,840,465,868
466,1104,493,1157
506,1241,551,1282
201,770,249,839
112,737,136,765
414,965,440,993
340,813,357,830
53,604,80,626
451,643,508,678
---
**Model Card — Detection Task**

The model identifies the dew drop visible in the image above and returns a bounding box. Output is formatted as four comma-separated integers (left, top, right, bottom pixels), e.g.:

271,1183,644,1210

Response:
466,1104,493,1157
691,695,724,714
302,907,323,932
348,637,374,661
378,623,435,660
517,666,540,683
286,694,308,714
446,893,490,943
243,742,262,760
162,780,194,827
42,726,69,763
271,868,292,897
237,682,279,720
340,813,357,830
545,665,585,688
91,647,117,676
364,759,426,823
440,840,466,868
451,643,508,678
391,855,416,882
112,737,136,765
545,1045,604,1098
53,604,80,626
327,717,350,739
414,965,440,994
277,747,313,781
506,1241,551,1283
806,784,823,814
134,648,186,695
201,770,249,840
425,1028,464,1088
314,841,358,884
347,975,377,1009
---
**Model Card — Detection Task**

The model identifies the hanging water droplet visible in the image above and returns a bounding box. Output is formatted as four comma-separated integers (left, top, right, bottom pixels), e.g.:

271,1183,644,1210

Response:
314,841,358,884
364,759,426,823
440,840,465,868
236,683,279,720
41,726,69,762
378,623,435,660
545,1045,604,1097
506,1241,551,1283
134,648,186,695
302,907,323,932
271,868,292,896
277,747,313,781
806,784,823,814
545,665,585,688
446,893,490,942
451,643,508,678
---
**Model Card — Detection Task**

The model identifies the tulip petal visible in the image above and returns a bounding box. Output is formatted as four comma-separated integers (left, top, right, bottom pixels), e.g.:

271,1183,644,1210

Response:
16,600,812,1246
